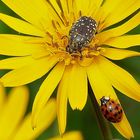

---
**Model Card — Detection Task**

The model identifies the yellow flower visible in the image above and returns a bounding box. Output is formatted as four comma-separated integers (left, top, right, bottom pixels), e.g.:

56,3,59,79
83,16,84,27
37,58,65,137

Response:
0,0,140,139
0,84,83,140
48,131,83,140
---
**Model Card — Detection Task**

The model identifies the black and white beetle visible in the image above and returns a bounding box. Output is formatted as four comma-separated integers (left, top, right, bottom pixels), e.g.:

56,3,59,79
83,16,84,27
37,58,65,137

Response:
66,16,97,54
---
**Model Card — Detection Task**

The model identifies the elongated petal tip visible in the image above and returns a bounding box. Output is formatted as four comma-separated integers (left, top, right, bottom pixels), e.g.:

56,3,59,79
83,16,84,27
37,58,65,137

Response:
113,112,134,139
31,125,36,130
31,113,37,130
76,106,83,111
59,126,67,136
68,64,87,111
31,98,56,135
70,104,84,111
59,131,65,137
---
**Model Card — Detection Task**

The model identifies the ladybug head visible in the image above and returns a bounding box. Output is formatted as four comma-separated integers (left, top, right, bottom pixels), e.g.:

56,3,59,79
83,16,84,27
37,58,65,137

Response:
100,96,110,105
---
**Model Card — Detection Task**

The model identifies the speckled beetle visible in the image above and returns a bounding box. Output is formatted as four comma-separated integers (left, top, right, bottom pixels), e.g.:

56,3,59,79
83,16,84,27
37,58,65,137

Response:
66,16,97,54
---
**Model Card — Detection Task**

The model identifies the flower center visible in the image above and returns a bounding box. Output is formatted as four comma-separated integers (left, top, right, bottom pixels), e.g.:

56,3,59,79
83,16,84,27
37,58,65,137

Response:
41,15,104,66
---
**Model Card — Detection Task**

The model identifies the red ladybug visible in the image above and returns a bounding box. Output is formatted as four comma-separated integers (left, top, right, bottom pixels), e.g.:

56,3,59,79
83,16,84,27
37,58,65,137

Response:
100,96,123,123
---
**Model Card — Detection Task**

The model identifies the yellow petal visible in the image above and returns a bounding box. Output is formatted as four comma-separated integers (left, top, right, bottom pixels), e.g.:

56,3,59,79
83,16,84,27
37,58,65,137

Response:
0,84,6,111
75,0,103,17
0,13,45,37
68,64,87,110
13,99,56,140
31,62,65,129
57,66,70,134
101,48,140,60
103,35,140,48
49,0,62,15
90,0,103,17
96,12,140,44
67,0,74,14
113,116,134,139
87,59,118,103
2,0,56,30
95,0,121,23
39,0,63,26
0,56,35,70
0,34,44,56
60,0,69,16
1,56,58,87
74,0,89,16
102,0,140,29
93,0,103,10
97,56,140,102
89,0,103,17
48,131,83,140
87,61,134,139
0,86,29,139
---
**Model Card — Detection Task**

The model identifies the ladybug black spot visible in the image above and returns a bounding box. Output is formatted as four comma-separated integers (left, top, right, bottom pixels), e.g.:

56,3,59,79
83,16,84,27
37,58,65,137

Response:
118,117,122,120
101,108,104,112
111,101,115,104
109,108,113,112
115,106,119,110
105,110,109,115
118,110,122,114
114,113,118,117
108,117,114,121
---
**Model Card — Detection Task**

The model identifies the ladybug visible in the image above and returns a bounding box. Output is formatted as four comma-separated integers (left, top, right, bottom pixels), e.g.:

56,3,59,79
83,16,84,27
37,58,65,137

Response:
100,96,123,123
66,16,97,54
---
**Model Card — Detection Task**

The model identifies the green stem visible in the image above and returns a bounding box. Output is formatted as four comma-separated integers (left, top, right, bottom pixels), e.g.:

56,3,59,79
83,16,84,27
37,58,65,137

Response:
89,87,112,140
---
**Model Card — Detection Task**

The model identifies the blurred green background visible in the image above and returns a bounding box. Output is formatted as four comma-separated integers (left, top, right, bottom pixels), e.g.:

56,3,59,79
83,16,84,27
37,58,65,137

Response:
0,1,140,140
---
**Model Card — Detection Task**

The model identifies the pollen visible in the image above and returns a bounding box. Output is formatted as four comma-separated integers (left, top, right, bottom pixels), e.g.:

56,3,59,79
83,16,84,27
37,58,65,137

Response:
39,15,102,66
